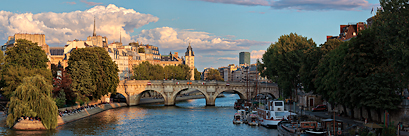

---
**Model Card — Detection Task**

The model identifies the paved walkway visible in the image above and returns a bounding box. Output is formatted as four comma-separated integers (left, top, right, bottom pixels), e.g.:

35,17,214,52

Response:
285,104,409,136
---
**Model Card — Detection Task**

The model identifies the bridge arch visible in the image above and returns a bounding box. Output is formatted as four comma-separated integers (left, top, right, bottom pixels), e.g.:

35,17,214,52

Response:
133,89,167,105
110,93,127,103
170,88,210,106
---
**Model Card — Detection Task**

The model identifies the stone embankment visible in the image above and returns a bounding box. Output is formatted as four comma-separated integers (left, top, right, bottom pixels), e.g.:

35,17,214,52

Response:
12,103,127,130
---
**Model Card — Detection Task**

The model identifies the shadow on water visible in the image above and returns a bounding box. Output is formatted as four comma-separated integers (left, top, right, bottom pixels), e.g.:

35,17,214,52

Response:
0,93,279,136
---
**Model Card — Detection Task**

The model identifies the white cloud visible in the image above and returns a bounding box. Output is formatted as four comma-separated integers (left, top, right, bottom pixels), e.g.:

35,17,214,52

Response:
0,4,158,45
80,0,102,6
250,50,265,59
133,27,270,51
218,57,238,61
200,0,374,11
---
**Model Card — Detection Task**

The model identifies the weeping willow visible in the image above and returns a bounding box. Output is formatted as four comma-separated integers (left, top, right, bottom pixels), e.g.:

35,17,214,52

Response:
7,75,58,129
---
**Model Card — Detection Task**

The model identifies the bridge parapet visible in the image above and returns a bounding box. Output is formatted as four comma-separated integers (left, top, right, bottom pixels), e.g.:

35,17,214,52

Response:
117,80,278,106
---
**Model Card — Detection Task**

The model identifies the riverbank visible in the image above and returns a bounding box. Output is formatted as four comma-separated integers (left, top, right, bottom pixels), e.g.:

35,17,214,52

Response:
12,103,128,130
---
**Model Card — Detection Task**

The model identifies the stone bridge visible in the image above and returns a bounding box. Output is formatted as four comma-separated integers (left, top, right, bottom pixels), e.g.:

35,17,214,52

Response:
116,80,279,106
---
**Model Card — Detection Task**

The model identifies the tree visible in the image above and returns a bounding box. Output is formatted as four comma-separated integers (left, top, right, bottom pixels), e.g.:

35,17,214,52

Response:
52,67,74,105
69,61,95,103
1,39,51,98
67,47,119,100
261,33,315,99
206,69,223,81
7,75,58,129
2,65,52,98
4,39,49,70
194,68,201,80
372,0,409,87
300,39,343,93
341,28,401,120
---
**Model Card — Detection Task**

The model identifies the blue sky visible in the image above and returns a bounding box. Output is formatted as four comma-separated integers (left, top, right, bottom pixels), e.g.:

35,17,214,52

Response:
0,0,379,71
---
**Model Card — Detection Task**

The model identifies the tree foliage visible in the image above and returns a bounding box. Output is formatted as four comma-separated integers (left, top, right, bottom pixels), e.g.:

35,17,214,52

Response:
131,61,192,80
67,47,119,100
194,68,201,80
206,69,224,81
7,75,58,129
261,33,315,98
300,39,343,93
69,61,95,102
1,39,51,98
372,0,409,85
4,39,48,69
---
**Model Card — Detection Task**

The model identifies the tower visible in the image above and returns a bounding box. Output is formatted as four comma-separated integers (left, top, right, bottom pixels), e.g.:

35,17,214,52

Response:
185,43,195,80
239,52,250,65
93,17,96,37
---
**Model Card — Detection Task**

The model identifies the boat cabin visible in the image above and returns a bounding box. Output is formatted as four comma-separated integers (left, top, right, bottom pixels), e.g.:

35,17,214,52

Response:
300,121,318,129
234,113,241,121
322,119,343,134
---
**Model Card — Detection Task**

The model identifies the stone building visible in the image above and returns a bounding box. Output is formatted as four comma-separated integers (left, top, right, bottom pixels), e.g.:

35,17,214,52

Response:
185,43,195,80
2,33,50,55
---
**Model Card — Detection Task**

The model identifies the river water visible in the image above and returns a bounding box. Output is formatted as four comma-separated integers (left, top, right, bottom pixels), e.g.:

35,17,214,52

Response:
0,93,278,136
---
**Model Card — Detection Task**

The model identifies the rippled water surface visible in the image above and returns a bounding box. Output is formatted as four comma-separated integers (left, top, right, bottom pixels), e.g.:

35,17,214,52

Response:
0,93,278,136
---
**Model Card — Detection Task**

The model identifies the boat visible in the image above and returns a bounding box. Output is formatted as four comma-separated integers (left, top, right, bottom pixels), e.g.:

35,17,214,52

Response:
237,110,248,123
278,120,327,136
257,100,290,128
247,114,259,126
234,99,251,110
233,113,243,124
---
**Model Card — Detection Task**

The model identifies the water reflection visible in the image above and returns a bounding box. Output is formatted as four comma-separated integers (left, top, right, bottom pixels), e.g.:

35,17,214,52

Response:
0,93,278,136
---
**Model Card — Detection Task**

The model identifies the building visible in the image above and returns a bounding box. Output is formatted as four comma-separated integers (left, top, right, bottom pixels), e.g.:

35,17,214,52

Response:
185,43,195,80
239,52,250,65
2,33,50,55
48,19,195,81
201,67,215,81
326,22,366,41
87,17,108,47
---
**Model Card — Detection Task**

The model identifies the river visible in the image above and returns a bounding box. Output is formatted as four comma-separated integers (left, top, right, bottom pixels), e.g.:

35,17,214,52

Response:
0,93,278,136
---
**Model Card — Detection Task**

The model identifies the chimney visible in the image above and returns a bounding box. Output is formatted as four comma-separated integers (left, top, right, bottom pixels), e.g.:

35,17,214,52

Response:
174,52,178,58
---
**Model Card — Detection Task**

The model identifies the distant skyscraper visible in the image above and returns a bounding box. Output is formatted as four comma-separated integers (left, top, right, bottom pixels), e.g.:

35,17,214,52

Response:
239,52,250,65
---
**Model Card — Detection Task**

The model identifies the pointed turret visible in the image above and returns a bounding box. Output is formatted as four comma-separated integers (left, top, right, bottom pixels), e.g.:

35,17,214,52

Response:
185,42,195,80
93,17,96,36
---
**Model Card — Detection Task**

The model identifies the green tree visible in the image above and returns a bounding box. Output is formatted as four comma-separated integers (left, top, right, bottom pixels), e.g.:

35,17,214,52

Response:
341,28,401,120
67,47,119,100
4,39,48,69
7,75,58,129
1,39,51,98
300,39,343,93
194,68,201,80
261,33,315,99
206,69,223,81
132,61,164,80
68,61,95,103
372,0,409,87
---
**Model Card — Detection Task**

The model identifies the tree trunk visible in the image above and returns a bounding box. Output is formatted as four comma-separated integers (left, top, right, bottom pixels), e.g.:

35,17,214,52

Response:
360,107,363,120
350,106,354,119
377,110,382,123
366,107,372,121
342,104,347,117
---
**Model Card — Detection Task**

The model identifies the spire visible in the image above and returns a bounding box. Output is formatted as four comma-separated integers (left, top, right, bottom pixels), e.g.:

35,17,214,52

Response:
120,30,122,44
93,16,96,36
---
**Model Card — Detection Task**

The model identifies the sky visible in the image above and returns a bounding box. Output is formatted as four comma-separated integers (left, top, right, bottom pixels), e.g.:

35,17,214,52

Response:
0,0,380,71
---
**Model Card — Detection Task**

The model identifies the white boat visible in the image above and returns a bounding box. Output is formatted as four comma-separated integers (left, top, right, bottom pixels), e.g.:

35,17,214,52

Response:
233,113,243,124
257,100,289,128
247,114,259,126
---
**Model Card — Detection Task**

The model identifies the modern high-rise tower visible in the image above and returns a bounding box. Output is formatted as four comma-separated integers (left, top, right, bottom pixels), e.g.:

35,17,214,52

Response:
239,52,250,65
